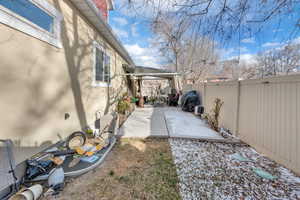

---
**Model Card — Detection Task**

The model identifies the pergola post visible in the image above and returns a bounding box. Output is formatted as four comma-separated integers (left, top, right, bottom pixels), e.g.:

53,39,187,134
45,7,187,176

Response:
130,75,137,97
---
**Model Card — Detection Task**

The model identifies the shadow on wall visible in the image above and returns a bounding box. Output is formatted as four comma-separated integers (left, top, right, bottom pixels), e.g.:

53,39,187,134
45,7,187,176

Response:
56,0,131,124
54,0,89,130
13,0,93,147
15,0,93,141
0,0,104,164
15,0,91,144
103,74,127,115
1,0,130,155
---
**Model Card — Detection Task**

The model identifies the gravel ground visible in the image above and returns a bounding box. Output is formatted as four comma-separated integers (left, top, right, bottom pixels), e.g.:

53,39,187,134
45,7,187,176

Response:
169,138,300,200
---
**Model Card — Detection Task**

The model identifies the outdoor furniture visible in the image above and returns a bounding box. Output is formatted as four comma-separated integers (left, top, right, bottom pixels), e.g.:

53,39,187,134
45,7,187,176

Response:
168,89,179,106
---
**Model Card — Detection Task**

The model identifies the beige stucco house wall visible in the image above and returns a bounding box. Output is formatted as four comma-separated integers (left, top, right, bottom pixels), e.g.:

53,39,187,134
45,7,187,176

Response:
0,0,132,155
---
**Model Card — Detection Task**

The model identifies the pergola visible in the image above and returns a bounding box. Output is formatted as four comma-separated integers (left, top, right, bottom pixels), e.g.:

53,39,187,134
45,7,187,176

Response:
122,65,182,97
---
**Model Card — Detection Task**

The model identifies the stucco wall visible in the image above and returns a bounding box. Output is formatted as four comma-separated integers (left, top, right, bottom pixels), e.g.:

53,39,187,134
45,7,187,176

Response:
0,0,129,153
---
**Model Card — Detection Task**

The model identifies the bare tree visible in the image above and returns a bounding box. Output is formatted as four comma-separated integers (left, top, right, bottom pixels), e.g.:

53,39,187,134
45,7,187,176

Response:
127,0,299,45
255,50,278,77
150,11,219,81
217,59,257,80
278,44,300,74
179,37,219,82
255,43,300,78
125,0,300,80
151,13,191,72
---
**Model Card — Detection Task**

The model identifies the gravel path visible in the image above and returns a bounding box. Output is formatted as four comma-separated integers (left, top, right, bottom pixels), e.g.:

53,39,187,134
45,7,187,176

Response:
169,138,300,200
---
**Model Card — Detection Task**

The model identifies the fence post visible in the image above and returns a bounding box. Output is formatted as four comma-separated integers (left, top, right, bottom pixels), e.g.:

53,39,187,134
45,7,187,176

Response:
235,81,241,136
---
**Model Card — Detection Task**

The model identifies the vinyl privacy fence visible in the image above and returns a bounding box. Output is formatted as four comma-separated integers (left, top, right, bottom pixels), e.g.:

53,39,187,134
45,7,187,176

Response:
183,74,300,174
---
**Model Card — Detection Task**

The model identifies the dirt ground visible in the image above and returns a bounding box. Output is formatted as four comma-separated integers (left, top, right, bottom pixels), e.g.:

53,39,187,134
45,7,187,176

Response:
53,138,180,200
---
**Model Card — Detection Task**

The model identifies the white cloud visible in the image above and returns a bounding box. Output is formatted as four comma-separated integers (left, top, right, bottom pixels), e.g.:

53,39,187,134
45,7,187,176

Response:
239,47,248,52
131,24,139,37
112,26,129,38
219,47,248,60
262,42,281,48
292,36,300,44
112,17,128,26
124,43,162,67
241,37,255,44
218,48,235,59
124,44,145,56
239,54,256,65
228,54,257,65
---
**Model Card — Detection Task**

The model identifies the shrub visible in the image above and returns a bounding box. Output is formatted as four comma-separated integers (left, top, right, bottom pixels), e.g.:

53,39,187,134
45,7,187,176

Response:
203,98,223,132
117,98,130,114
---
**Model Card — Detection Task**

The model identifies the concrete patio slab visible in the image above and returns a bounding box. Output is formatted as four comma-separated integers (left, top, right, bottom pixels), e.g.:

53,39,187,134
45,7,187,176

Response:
118,107,169,138
164,108,224,140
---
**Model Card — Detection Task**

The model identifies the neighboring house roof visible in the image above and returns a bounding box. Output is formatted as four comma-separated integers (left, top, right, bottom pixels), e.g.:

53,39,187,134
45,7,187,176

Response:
70,0,135,68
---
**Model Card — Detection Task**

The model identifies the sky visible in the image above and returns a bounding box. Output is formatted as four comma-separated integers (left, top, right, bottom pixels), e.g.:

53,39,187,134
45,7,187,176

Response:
109,1,161,68
108,0,300,68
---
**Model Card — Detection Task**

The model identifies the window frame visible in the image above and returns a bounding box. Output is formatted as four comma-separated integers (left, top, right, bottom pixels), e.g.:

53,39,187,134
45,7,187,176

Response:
92,41,111,87
0,0,63,48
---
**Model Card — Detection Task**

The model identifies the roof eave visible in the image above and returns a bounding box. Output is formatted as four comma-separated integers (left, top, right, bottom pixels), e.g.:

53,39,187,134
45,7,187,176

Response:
69,0,135,68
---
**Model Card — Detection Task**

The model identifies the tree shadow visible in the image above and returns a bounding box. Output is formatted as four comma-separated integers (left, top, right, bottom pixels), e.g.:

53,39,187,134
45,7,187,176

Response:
1,0,99,163
0,0,132,164
103,73,128,115
53,0,89,129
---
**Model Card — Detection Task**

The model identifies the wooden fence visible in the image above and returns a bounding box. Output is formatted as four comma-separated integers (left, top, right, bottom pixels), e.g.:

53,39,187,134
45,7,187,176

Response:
183,74,300,174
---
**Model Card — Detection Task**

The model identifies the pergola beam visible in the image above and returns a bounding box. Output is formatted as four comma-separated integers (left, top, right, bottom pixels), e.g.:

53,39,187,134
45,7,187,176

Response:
118,73,181,81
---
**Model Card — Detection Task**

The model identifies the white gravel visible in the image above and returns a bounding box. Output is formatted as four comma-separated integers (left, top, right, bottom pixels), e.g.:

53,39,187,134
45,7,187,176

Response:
169,138,300,200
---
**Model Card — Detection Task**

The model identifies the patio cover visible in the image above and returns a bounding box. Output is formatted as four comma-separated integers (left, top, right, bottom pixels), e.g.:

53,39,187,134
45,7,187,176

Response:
122,65,181,79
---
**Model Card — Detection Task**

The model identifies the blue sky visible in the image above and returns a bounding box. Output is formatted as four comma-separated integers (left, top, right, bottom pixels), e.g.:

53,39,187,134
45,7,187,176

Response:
109,1,300,67
109,3,161,67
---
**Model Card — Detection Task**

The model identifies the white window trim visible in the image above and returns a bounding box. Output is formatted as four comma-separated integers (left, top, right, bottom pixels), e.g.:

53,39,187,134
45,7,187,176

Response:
92,41,112,87
0,0,63,48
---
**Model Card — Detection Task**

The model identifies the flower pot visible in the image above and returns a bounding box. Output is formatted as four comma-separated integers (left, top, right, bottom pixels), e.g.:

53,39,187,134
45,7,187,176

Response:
27,184,43,200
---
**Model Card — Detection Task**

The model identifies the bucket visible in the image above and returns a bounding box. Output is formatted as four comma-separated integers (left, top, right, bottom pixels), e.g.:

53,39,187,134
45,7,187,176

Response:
27,184,43,200
10,190,33,200
10,184,43,200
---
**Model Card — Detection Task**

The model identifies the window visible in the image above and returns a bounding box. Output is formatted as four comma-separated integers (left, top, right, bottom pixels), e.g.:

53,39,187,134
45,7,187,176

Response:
104,54,111,82
0,0,62,47
93,42,111,87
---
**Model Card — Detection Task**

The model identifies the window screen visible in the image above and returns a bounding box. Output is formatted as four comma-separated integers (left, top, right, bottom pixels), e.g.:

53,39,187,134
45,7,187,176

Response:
0,0,54,33
95,48,104,81
104,55,110,83
94,47,110,83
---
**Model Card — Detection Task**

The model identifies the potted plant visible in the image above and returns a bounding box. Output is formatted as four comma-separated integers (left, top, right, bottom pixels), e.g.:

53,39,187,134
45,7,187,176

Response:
117,95,131,126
